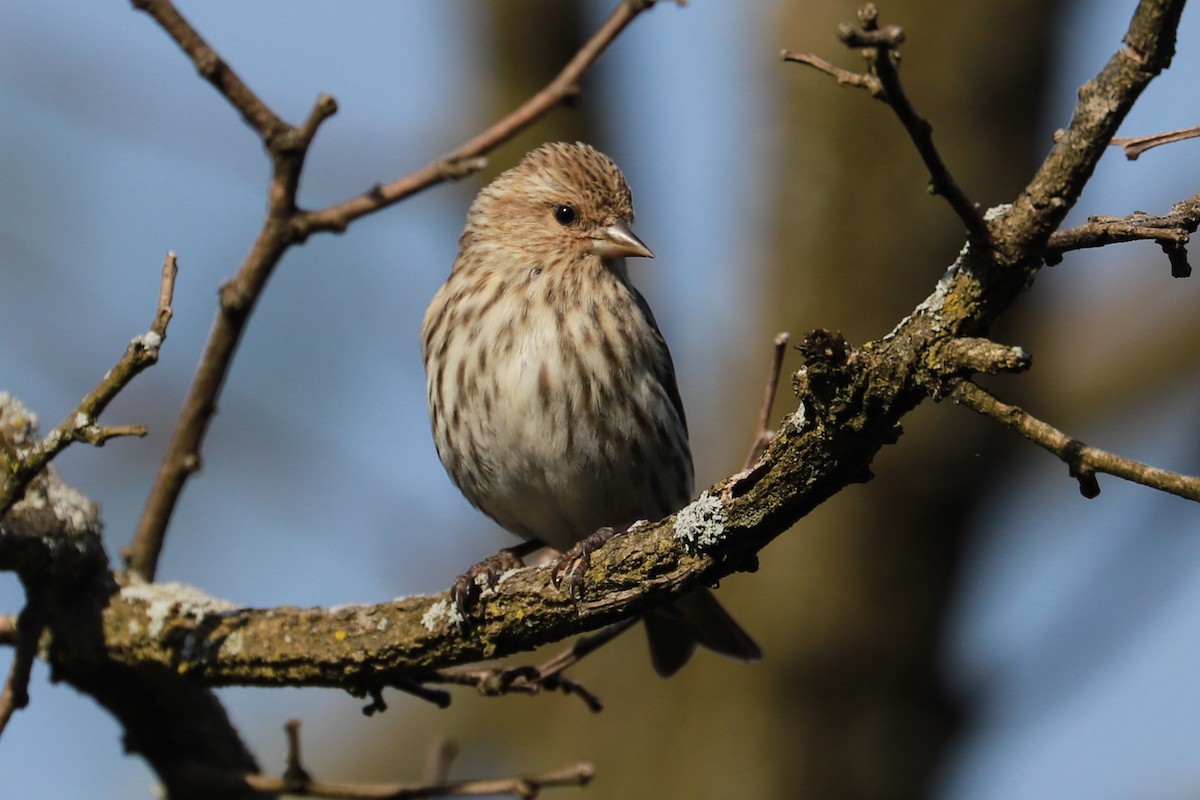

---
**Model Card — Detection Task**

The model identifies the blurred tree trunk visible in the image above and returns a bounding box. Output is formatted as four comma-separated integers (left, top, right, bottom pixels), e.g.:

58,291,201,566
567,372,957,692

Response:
478,3,598,178
746,1,1063,797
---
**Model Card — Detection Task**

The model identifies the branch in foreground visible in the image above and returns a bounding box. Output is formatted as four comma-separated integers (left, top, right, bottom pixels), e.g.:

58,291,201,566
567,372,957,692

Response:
951,380,1200,501
242,719,593,799
127,0,663,583
0,252,175,516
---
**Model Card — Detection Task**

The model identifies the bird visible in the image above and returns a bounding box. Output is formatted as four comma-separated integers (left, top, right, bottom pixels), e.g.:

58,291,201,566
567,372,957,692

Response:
420,141,760,676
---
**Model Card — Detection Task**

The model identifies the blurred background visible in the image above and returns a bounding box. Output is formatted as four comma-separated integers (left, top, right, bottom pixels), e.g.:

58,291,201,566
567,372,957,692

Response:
1,1,1199,797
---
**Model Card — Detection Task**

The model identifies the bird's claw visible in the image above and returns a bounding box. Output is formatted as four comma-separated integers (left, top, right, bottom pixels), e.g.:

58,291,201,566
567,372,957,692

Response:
451,547,527,616
551,527,616,601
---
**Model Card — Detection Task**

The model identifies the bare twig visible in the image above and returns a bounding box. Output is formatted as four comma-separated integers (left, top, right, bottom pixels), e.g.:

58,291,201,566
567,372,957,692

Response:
952,381,1200,501
779,50,883,96
1111,124,1200,159
0,252,175,515
1045,193,1198,276
128,0,661,582
300,0,656,234
246,720,593,799
782,3,989,241
0,603,46,739
0,615,15,645
743,333,791,470
131,0,289,146
433,617,639,712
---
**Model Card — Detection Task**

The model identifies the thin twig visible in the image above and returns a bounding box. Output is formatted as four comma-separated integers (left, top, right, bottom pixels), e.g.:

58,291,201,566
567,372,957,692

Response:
434,617,639,712
0,253,175,515
952,381,1200,502
779,48,884,92
300,0,656,234
1045,193,1198,276
1111,125,1200,160
0,603,46,740
247,720,593,799
782,4,988,242
743,333,791,470
0,616,16,645
244,762,595,800
127,0,660,582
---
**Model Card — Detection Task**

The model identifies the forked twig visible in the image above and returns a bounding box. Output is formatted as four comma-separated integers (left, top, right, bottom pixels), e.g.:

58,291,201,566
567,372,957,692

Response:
0,253,175,515
781,3,988,242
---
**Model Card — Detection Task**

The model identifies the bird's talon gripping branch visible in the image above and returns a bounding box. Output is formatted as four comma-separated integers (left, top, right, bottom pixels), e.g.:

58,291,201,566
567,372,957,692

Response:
551,527,616,601
450,546,528,617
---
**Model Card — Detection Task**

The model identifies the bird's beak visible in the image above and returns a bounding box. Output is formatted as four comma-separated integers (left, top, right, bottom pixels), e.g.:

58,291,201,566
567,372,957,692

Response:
592,219,655,260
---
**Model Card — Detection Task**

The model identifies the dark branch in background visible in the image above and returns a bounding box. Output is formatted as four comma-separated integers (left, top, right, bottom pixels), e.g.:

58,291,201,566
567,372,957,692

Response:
0,252,175,516
952,381,1200,501
781,3,989,242
1045,193,1198,276
126,0,663,583
1111,124,1200,159
243,720,593,799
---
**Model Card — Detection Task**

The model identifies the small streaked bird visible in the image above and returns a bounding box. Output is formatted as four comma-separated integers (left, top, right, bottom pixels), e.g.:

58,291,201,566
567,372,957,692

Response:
420,141,760,676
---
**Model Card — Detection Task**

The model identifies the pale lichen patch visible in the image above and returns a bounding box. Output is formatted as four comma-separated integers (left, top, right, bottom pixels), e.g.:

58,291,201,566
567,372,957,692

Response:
121,581,238,640
673,491,729,551
420,598,464,632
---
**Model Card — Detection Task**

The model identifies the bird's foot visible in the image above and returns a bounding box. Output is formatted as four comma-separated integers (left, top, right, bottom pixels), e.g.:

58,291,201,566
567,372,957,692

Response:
451,541,540,616
551,527,616,601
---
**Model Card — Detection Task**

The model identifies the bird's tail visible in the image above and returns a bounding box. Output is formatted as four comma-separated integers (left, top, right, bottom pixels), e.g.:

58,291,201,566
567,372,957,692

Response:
643,587,761,677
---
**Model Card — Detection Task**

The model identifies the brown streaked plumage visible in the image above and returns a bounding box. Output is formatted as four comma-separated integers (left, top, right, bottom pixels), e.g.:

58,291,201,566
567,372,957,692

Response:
421,141,759,676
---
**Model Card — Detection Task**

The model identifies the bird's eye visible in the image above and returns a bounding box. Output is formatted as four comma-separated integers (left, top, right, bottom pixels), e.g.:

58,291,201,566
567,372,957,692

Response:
553,204,577,226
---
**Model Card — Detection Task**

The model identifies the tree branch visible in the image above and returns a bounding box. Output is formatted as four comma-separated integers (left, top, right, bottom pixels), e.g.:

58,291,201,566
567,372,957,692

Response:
951,381,1200,501
300,0,660,235
432,618,639,712
131,0,290,146
1111,124,1200,159
0,252,175,516
1045,193,1198,276
782,3,989,241
0,602,43,739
